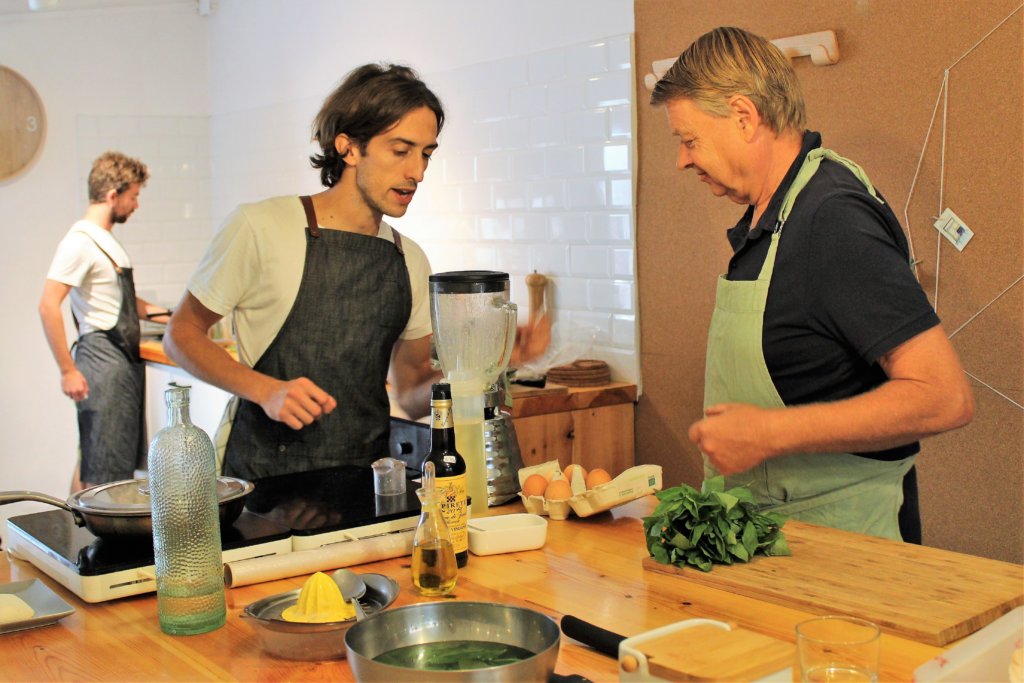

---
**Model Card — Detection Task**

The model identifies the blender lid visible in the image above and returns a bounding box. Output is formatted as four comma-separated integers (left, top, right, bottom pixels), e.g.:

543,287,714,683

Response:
429,270,508,294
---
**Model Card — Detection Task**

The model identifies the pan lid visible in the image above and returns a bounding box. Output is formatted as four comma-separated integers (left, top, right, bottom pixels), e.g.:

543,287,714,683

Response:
69,477,253,516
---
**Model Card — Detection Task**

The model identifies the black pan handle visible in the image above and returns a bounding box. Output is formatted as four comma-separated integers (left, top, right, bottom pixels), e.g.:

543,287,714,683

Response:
560,614,627,659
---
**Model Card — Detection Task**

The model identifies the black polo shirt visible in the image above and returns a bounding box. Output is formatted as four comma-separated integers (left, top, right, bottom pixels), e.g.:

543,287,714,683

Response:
725,131,940,461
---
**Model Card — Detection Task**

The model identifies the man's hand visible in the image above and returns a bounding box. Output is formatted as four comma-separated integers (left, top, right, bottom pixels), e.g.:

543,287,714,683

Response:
61,368,89,402
260,377,337,430
688,403,779,475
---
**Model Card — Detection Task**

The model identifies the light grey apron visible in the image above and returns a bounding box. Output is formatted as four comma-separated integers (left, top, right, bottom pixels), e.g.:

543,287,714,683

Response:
703,148,914,540
222,196,412,480
72,234,146,483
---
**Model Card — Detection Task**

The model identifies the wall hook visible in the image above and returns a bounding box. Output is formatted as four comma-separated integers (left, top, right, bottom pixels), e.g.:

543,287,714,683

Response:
645,30,840,90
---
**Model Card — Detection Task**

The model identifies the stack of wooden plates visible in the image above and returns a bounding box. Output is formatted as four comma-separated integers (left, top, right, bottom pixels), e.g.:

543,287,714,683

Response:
547,360,611,387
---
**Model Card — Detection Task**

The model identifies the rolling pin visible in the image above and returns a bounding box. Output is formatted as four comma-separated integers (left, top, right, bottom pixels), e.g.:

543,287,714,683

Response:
519,271,552,363
525,271,548,327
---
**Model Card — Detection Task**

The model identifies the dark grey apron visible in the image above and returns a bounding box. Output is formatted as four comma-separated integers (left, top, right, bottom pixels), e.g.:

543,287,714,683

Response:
72,234,146,483
222,196,412,480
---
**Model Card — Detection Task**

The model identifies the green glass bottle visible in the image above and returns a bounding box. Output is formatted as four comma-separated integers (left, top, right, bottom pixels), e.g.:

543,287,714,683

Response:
148,383,226,635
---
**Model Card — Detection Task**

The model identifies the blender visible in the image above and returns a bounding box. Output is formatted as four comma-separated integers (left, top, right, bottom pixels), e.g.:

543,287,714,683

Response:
429,271,517,512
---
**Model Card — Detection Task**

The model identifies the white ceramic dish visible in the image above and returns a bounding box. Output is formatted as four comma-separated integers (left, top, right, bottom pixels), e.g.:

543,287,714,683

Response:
467,513,548,555
0,579,75,635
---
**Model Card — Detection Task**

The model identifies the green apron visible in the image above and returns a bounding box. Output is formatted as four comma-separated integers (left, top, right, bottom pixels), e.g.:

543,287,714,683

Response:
703,148,914,540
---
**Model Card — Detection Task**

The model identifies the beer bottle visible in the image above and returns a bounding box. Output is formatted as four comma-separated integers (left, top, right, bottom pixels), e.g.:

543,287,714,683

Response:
422,382,469,567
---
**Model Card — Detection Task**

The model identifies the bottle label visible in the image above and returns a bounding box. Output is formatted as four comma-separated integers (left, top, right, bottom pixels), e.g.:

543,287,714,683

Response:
443,455,456,464
435,472,468,554
431,401,454,430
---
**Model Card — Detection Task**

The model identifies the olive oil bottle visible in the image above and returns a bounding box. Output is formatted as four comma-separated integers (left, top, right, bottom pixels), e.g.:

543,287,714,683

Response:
412,462,458,596
421,382,469,568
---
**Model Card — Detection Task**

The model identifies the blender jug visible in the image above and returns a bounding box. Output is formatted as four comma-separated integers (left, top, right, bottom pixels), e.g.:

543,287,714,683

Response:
428,271,517,511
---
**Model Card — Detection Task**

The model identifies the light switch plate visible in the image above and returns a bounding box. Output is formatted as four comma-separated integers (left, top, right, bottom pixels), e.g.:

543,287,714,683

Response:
933,208,974,251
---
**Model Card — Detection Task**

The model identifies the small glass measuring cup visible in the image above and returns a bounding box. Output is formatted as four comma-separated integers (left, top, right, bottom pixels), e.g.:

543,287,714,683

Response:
371,457,407,496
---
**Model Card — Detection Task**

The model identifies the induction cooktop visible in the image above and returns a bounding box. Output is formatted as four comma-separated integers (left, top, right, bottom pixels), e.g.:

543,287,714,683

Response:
6,461,425,602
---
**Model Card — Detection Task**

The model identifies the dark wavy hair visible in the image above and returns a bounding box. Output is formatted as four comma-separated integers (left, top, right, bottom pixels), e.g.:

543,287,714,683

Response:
310,63,445,187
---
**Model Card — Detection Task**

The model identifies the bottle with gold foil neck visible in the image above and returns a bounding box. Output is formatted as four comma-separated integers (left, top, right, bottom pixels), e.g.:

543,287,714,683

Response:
421,382,469,568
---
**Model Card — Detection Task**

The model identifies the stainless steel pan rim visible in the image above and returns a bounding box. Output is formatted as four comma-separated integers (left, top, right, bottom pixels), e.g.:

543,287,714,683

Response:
0,476,254,537
344,601,560,682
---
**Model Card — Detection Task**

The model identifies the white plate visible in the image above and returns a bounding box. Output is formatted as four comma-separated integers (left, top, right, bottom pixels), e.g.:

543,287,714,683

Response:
0,579,75,635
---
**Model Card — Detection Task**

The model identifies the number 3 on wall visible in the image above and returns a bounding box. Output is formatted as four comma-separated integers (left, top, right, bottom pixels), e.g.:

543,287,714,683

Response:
1,65,47,182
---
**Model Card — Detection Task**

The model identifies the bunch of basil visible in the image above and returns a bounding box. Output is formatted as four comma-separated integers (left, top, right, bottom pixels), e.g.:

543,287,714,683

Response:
643,476,791,572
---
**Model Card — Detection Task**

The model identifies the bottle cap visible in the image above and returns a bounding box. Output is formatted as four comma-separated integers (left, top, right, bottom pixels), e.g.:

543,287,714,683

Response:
431,382,452,401
164,382,192,406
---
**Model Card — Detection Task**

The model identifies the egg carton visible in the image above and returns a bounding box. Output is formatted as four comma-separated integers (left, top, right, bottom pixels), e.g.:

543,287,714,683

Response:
517,461,663,520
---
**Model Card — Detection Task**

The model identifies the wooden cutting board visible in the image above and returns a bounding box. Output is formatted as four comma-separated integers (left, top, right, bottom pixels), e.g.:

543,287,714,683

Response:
630,624,795,681
642,520,1023,646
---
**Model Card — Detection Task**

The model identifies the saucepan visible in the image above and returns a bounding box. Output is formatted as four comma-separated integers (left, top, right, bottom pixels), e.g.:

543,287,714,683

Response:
0,476,253,538
345,601,561,682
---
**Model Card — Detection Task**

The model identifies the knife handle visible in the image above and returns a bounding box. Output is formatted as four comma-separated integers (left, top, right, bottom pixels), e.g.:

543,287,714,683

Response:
560,614,627,659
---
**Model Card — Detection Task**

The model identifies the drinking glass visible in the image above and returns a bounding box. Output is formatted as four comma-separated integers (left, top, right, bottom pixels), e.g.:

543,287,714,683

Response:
796,616,880,682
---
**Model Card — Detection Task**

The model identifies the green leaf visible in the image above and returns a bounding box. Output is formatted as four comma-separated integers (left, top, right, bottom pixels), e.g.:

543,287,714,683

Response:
642,479,791,572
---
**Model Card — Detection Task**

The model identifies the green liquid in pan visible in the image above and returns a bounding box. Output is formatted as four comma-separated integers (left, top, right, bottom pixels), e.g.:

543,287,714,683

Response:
374,640,536,671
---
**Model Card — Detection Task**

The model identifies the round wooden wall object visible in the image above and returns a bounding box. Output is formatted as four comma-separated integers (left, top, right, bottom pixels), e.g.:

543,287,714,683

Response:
1,66,47,181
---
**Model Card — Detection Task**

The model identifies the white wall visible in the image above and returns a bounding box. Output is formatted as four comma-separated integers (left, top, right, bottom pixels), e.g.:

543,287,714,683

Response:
204,0,639,379
0,4,209,537
0,0,635,541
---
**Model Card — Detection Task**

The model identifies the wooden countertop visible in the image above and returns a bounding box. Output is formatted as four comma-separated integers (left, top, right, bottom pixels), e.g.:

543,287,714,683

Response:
141,340,637,418
2,497,962,682
509,381,637,418
140,339,237,365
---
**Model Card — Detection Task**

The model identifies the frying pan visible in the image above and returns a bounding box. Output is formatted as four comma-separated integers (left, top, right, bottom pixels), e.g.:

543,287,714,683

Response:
0,476,253,538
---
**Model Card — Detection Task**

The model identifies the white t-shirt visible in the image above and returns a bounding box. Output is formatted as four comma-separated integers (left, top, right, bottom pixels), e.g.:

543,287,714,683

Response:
187,195,433,368
46,220,131,335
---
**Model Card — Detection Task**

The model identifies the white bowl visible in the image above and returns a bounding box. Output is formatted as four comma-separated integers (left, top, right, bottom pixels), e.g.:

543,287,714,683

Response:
467,513,548,556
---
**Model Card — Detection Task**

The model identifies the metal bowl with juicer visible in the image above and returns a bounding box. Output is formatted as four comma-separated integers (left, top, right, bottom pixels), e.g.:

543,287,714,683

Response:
428,271,522,507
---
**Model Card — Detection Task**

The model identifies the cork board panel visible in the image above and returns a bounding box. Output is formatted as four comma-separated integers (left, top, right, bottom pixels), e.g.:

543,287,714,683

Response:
634,0,1023,563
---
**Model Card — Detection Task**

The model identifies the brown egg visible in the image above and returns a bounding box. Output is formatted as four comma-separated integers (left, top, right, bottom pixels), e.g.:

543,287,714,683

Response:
563,464,588,486
522,473,549,498
586,468,612,489
544,478,573,502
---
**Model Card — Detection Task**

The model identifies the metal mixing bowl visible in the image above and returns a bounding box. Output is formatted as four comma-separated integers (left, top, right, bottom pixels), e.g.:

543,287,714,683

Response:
242,573,399,660
344,601,560,682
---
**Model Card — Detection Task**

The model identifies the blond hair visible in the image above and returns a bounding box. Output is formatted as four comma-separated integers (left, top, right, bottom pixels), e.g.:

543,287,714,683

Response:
650,26,806,134
87,151,149,202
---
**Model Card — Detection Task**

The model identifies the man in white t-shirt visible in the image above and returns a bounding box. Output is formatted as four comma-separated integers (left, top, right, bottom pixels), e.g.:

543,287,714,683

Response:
40,152,171,492
165,64,444,480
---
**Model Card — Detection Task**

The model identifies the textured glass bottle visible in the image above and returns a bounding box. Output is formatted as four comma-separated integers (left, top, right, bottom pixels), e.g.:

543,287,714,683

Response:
148,384,226,635
422,382,469,567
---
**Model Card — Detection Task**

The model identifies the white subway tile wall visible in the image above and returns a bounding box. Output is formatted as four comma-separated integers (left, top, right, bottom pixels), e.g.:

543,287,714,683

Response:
76,34,639,385
76,115,212,309
395,34,638,383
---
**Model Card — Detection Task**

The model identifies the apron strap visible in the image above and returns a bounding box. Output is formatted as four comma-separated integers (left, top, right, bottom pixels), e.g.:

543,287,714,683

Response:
299,194,406,254
76,230,125,274
775,148,884,233
299,195,321,238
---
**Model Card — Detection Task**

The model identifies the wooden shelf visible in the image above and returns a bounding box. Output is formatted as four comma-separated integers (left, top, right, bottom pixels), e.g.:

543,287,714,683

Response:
510,381,637,418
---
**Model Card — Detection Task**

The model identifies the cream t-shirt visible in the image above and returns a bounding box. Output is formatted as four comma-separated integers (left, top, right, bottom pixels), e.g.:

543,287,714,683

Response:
46,220,132,334
187,195,433,368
